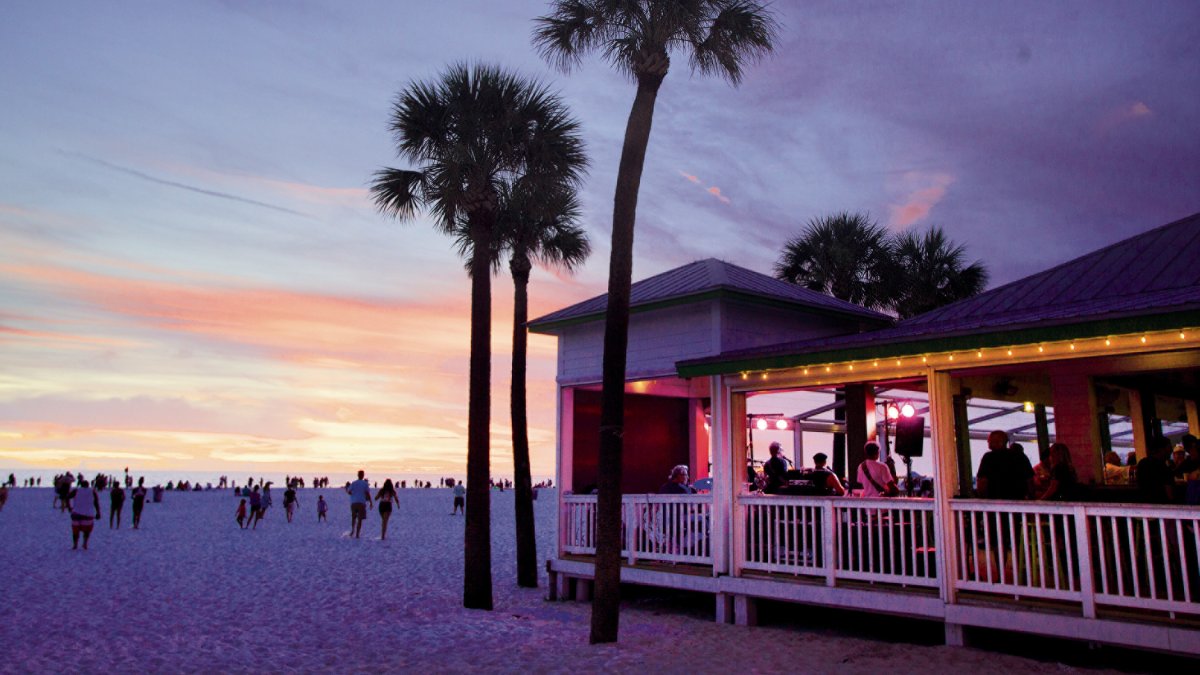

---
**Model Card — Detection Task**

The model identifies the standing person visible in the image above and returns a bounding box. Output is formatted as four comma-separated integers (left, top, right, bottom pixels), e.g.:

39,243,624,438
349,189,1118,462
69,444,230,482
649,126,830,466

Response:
1137,436,1176,504
856,442,899,497
450,478,465,515
347,470,372,539
1038,442,1080,501
131,478,148,529
762,442,790,494
283,484,298,523
0,484,8,511
260,483,273,520
374,479,399,540
247,486,264,529
236,499,247,529
316,495,328,522
68,479,101,550
109,482,126,529
975,430,1034,500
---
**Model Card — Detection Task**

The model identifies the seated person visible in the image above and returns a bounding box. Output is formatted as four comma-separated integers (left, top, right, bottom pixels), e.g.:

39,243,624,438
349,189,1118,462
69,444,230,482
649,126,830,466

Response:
1103,450,1130,484
809,453,845,496
658,465,695,495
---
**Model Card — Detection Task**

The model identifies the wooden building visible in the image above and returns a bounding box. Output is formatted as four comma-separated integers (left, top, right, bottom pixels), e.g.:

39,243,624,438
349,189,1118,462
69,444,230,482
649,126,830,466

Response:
530,214,1200,656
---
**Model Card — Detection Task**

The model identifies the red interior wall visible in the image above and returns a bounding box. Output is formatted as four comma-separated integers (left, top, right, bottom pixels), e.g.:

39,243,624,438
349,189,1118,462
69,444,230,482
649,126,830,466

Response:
572,389,690,494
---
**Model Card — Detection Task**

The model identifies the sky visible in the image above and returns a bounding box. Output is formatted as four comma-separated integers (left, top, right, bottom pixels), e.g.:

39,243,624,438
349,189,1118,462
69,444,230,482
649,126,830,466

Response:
1,1,1198,483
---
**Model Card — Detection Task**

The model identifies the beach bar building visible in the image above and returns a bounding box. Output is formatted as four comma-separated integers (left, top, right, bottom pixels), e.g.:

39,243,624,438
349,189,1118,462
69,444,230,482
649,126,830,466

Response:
531,214,1200,655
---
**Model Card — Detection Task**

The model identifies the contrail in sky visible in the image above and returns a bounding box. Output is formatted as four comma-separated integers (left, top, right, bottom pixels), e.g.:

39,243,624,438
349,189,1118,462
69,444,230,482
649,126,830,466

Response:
64,152,311,218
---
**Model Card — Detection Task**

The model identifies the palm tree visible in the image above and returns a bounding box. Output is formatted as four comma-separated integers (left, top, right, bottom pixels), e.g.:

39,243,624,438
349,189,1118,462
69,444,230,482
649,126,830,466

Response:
774,212,893,312
495,181,591,589
888,225,988,319
534,0,779,644
370,63,586,611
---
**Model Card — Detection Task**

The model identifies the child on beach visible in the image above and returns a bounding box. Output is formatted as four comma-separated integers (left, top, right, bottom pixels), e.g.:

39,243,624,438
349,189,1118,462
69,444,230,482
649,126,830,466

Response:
317,495,327,522
236,499,247,529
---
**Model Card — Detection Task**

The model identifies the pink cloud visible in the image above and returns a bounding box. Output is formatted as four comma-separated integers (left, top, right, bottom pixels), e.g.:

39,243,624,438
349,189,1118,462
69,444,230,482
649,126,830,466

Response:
887,172,955,228
707,186,731,204
679,171,701,183
1095,100,1154,134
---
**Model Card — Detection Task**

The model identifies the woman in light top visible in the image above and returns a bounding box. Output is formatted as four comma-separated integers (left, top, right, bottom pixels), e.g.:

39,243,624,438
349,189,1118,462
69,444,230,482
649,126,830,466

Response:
68,478,102,550
374,479,399,540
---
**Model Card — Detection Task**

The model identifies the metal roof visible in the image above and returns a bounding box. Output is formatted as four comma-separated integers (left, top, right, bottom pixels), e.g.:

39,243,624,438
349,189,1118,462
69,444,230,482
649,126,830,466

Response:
528,257,892,330
679,212,1200,373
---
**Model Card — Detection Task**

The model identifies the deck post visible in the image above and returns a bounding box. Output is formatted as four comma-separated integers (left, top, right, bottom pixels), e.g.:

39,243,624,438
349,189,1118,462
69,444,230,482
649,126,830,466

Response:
556,385,574,559
733,594,758,626
928,369,961,605
715,592,734,624
710,375,733,577
730,389,748,577
944,622,965,646
1072,504,1096,618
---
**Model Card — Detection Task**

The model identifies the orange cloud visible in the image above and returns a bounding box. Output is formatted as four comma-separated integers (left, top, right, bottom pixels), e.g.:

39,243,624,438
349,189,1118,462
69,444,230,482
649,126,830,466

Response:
707,186,731,204
887,172,955,228
1095,100,1154,134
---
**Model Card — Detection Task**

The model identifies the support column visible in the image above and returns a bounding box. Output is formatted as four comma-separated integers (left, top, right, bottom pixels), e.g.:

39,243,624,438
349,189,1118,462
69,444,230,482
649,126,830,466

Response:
929,369,961,607
689,398,710,480
792,422,804,468
1034,403,1051,461
845,383,876,479
733,594,758,626
1050,374,1103,485
1187,400,1199,437
557,386,574,559
730,390,748,578
1128,389,1149,460
715,592,734,624
944,622,965,647
951,394,973,498
709,376,734,577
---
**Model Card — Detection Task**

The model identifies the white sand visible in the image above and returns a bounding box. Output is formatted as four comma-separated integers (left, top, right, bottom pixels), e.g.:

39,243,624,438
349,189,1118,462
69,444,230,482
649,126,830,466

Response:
0,487,1114,673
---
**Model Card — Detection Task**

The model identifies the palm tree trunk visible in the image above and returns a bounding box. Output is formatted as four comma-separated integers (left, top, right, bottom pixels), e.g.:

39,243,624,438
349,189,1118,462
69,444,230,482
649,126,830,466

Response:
591,76,662,645
464,217,494,611
510,253,538,588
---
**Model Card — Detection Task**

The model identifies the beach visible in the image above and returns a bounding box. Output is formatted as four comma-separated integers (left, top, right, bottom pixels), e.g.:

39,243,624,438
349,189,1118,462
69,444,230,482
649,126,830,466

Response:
0,486,1137,673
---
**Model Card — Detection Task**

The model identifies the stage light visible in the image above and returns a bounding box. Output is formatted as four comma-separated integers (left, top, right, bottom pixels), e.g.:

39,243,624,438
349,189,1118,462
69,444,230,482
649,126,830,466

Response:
900,402,916,418
886,404,900,421
755,418,768,431
1023,401,1035,413
775,419,788,430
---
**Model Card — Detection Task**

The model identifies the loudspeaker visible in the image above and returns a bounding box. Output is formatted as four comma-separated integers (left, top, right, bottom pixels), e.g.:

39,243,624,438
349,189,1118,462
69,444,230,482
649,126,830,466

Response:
894,415,925,457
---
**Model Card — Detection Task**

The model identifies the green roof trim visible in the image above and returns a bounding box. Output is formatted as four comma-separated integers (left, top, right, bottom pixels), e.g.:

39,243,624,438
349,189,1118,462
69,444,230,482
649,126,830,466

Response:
528,288,892,334
675,309,1200,377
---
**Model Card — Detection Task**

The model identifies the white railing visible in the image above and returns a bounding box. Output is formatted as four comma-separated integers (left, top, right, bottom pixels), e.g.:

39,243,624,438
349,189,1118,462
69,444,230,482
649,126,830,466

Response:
951,501,1200,616
741,495,937,587
561,493,713,565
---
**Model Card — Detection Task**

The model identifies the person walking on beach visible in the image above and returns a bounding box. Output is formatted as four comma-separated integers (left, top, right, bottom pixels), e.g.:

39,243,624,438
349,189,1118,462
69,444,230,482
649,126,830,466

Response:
68,479,101,550
236,499,247,529
450,478,465,515
260,483,273,520
317,495,328,522
347,470,371,539
0,484,8,512
131,478,147,529
248,486,263,529
109,482,126,529
283,484,298,523
374,479,399,540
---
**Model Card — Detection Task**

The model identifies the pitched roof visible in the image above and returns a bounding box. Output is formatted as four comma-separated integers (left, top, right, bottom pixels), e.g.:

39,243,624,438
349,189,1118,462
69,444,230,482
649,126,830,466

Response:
678,212,1200,375
528,258,892,331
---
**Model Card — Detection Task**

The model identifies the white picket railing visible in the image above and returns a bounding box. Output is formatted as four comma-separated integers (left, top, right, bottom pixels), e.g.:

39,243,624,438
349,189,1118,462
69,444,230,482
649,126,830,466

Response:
741,495,938,587
951,501,1200,616
561,493,713,565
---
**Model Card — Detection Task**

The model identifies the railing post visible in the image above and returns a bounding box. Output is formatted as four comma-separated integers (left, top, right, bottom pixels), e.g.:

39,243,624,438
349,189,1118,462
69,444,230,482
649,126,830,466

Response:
625,497,637,565
1073,504,1096,618
824,500,837,587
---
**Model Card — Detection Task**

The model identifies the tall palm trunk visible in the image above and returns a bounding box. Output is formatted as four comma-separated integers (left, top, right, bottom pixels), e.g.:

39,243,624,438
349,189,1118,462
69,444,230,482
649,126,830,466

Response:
510,251,538,588
591,73,662,645
464,216,494,611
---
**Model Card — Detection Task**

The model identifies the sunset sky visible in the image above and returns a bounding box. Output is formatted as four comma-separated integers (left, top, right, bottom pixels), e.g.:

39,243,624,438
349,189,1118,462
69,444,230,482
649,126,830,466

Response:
2,1,1198,482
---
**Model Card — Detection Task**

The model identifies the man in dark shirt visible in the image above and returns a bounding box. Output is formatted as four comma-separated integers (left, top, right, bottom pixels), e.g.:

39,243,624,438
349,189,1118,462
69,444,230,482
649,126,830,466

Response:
976,430,1034,499
1136,435,1175,504
762,442,790,494
658,465,695,495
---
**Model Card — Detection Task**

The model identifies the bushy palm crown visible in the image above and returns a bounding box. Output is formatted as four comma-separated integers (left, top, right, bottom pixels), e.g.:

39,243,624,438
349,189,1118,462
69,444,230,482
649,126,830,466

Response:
890,226,988,319
774,212,894,312
534,0,779,83
370,63,587,232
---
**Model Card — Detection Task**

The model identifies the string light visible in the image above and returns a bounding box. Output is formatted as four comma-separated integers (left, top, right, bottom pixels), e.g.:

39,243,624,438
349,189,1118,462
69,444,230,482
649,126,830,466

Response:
1069,343,1075,351
873,361,879,367
1105,338,1111,346
1007,349,1013,356
1038,346,1044,353
803,368,808,375
1140,336,1147,343
977,350,983,358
